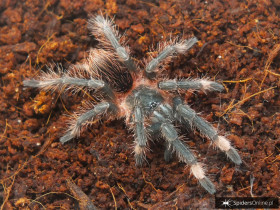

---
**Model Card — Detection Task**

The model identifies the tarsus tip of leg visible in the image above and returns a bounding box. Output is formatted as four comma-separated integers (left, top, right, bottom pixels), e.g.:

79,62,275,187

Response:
199,177,216,194
60,132,74,144
23,80,40,87
227,147,242,165
187,37,198,44
135,153,145,167
211,82,224,91
135,159,143,167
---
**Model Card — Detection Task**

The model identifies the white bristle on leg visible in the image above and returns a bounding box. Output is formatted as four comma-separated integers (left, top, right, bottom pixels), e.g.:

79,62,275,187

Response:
134,144,146,166
215,136,231,152
201,80,213,90
134,144,143,155
191,163,216,194
190,163,205,180
200,79,224,92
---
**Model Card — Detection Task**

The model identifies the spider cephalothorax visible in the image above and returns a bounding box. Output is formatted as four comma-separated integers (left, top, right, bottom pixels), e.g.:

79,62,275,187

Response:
24,15,241,194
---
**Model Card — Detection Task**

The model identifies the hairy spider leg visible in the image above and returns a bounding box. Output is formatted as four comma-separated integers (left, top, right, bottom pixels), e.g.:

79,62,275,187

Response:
60,102,117,144
158,79,224,92
89,15,137,72
151,104,216,194
145,37,198,78
173,97,242,165
133,106,148,165
23,67,115,99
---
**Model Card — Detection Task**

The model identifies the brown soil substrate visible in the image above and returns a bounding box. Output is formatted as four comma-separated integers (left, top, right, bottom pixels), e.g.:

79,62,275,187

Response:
1,0,280,209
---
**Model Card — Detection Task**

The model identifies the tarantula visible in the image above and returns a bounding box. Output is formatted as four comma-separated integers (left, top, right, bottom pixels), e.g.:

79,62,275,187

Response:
23,15,241,194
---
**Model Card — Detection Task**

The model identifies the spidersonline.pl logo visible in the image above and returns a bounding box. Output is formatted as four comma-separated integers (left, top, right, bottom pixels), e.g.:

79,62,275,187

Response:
220,198,233,208
215,197,279,209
